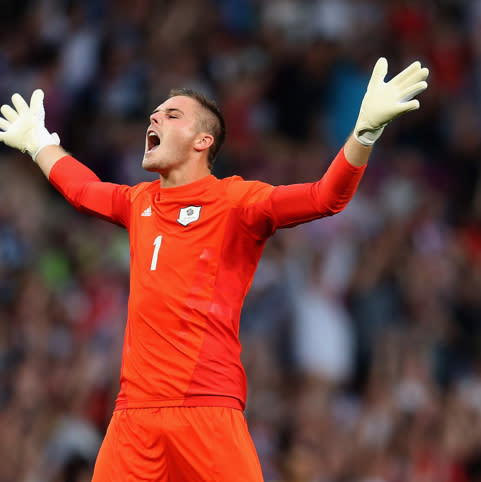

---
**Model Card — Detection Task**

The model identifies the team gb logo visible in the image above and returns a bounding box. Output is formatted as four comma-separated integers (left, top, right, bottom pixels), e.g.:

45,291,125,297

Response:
177,206,202,226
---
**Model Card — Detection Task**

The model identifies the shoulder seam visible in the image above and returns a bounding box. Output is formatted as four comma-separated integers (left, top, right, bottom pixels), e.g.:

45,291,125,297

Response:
130,181,157,203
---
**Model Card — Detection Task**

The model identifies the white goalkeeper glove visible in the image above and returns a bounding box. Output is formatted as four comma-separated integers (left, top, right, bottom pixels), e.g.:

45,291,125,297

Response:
354,57,429,146
0,89,60,161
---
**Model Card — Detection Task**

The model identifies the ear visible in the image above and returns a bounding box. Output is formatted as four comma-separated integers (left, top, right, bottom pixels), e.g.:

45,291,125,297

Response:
193,133,214,153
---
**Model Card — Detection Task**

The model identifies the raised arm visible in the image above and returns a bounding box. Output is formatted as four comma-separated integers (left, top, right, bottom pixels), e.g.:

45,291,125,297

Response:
0,89,131,227
241,57,429,237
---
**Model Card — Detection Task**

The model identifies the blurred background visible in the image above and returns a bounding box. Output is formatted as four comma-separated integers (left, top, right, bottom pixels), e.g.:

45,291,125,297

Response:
1,0,481,480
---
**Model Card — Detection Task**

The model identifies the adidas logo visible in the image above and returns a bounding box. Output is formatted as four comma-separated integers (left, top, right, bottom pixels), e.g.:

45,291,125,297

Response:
141,205,152,217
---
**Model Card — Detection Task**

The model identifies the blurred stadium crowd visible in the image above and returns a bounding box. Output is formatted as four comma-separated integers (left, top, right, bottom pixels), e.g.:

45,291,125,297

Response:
1,0,481,480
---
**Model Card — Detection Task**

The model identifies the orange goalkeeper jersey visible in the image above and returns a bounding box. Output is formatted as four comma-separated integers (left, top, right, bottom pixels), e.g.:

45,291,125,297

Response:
49,148,365,411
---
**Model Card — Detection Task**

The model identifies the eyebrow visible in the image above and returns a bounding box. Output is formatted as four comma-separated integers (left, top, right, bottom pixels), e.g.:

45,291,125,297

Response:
151,107,185,116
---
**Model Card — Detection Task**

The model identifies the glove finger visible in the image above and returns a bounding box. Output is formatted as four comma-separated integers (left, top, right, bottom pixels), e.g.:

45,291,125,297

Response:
0,118,10,131
420,67,429,81
397,67,429,90
368,57,388,89
0,104,19,122
11,93,29,114
29,89,45,114
397,99,420,114
399,81,428,103
390,61,422,86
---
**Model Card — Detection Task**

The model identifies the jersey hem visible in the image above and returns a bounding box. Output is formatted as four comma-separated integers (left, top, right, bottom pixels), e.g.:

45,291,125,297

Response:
114,395,244,411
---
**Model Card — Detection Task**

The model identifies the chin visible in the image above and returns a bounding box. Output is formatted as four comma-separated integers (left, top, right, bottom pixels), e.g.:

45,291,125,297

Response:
142,154,159,172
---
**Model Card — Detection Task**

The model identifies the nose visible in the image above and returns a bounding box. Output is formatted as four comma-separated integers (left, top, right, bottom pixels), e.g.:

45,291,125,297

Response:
150,110,161,124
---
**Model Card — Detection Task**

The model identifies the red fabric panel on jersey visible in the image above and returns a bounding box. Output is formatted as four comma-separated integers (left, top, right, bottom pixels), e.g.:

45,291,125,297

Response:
48,147,365,411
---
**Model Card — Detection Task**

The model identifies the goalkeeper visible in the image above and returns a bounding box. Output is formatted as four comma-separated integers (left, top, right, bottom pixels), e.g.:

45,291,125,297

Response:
0,57,427,481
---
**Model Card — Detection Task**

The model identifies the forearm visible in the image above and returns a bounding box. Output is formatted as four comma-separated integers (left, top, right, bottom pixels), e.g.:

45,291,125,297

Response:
264,147,367,231
343,133,373,167
35,145,70,179
48,154,131,227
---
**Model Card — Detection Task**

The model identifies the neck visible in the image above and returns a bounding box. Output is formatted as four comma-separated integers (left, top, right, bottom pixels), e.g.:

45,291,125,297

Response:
159,162,211,188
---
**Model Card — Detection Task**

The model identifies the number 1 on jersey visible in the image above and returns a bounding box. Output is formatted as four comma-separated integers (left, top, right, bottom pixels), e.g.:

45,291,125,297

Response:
151,235,163,271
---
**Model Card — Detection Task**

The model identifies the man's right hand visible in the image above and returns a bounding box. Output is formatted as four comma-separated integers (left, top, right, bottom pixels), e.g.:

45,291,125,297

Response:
0,89,60,161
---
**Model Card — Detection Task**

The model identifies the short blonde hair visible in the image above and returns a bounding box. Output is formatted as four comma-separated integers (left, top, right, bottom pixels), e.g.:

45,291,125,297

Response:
169,88,226,169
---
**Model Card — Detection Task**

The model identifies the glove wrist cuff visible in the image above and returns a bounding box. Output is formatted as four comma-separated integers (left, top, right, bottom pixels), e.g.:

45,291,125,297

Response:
31,129,60,162
354,126,385,146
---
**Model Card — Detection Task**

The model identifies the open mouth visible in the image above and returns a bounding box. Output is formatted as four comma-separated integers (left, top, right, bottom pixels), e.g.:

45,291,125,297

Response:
147,130,161,152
